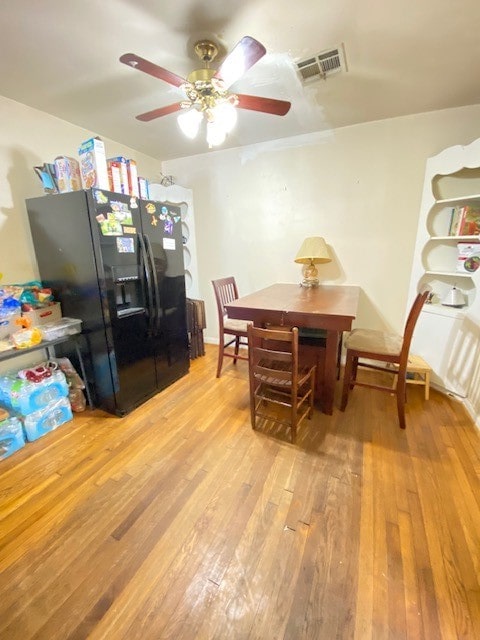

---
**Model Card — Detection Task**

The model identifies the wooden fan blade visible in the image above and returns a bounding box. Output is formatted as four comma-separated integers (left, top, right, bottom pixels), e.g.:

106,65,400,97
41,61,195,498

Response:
236,94,291,116
136,102,184,122
214,36,266,88
120,53,186,88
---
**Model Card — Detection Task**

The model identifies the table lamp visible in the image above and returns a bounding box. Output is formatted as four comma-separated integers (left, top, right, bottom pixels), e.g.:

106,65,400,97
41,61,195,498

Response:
294,236,332,287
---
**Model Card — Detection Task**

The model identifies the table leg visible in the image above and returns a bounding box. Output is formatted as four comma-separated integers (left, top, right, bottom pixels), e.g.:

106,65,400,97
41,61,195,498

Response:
321,330,339,415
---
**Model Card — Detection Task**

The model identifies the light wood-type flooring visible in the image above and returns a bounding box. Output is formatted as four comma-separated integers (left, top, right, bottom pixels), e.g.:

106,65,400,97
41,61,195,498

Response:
0,344,479,639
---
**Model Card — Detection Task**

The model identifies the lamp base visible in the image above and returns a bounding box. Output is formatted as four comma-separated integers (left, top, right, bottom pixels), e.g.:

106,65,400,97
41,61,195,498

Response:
300,262,319,288
300,277,320,288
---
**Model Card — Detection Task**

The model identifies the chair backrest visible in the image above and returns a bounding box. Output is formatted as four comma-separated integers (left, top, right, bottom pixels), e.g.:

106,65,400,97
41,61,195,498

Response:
212,277,240,331
399,290,429,368
248,325,300,390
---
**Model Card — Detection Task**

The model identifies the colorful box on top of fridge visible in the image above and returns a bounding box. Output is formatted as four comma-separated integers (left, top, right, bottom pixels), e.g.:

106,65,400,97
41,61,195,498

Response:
54,156,82,193
138,177,149,200
107,160,122,194
78,137,109,190
107,156,129,194
127,159,139,197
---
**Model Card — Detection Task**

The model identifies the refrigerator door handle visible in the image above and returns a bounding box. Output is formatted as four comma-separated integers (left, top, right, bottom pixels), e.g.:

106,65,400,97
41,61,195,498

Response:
143,234,161,334
138,234,155,335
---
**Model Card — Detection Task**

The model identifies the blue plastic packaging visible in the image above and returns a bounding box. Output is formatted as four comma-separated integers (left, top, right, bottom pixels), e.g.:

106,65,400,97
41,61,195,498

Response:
0,416,25,460
21,397,73,442
0,371,69,415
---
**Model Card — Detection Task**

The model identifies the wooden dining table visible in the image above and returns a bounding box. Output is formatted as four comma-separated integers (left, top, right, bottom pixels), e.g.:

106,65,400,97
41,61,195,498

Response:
225,282,360,415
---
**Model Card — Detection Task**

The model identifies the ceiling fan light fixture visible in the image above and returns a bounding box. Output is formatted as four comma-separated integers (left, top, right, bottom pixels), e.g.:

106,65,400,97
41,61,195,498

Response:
211,101,238,134
179,80,239,145
206,119,227,148
177,108,202,139
121,35,291,148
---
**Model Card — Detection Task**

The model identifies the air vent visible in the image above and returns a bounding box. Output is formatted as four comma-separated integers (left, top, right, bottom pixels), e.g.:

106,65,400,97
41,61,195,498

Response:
296,45,346,83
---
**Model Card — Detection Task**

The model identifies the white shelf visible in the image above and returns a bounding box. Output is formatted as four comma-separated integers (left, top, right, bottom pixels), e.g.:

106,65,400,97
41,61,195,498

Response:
430,235,480,241
424,270,473,278
436,194,480,205
421,304,465,319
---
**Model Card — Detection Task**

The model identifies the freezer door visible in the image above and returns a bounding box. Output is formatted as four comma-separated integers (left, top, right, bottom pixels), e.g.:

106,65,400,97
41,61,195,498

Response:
140,200,189,388
88,189,158,414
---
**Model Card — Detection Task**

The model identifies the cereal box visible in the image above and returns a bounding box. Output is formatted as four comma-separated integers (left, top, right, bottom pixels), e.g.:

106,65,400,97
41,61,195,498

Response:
107,156,129,194
107,160,122,193
138,177,149,199
78,137,109,190
54,156,82,192
127,159,139,197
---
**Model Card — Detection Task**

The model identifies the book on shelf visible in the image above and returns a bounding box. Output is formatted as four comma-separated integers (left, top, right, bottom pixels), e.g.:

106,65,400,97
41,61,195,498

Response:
447,207,456,235
449,204,480,236
459,205,480,235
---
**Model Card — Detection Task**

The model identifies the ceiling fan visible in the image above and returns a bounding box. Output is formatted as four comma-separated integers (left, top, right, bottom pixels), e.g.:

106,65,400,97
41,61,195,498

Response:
119,36,291,146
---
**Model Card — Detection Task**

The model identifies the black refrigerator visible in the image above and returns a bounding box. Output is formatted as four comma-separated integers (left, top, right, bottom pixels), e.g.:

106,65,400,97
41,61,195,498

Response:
25,189,189,416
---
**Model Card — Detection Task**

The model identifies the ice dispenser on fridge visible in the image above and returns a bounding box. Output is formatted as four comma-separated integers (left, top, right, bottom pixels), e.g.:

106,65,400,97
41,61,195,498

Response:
111,265,145,318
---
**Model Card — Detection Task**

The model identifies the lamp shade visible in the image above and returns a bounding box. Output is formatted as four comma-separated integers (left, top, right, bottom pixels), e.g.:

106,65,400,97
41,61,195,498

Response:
294,237,331,264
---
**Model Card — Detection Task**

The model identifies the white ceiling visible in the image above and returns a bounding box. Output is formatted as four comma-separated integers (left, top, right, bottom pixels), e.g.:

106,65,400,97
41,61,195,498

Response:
1,0,480,161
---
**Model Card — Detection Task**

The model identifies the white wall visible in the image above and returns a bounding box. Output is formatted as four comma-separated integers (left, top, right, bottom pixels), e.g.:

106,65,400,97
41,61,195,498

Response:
163,105,480,345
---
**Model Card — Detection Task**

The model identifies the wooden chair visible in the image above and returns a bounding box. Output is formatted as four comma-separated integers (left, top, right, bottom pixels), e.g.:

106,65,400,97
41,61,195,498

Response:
212,277,250,378
340,290,429,428
247,325,316,443
261,327,339,406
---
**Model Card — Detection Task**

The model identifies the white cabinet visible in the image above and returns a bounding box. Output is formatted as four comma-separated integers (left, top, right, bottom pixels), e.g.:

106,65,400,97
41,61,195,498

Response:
408,138,480,402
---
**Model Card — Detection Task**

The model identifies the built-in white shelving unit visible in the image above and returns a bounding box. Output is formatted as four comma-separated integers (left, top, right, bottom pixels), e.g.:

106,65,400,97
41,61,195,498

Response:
408,138,480,406
148,183,200,300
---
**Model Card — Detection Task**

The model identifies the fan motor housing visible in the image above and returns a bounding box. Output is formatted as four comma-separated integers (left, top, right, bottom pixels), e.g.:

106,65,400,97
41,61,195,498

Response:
194,40,218,63
187,68,216,84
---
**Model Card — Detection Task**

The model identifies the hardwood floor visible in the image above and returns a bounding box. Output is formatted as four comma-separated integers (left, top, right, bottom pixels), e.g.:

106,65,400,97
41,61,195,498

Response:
0,345,479,639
